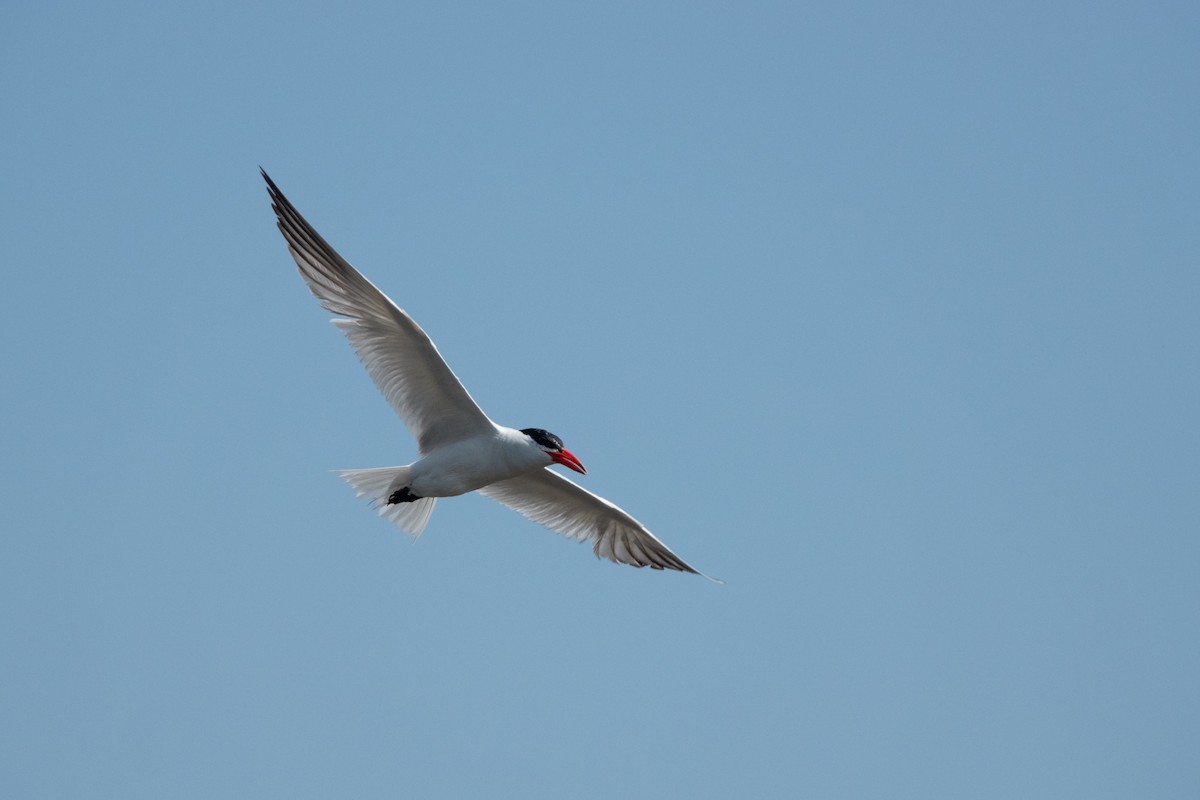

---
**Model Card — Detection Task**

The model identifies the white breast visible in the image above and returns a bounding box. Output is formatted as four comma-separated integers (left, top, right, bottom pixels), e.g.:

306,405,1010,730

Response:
408,427,547,497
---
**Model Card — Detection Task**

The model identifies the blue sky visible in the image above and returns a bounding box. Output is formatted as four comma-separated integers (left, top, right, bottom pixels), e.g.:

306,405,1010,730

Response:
3,1,1197,797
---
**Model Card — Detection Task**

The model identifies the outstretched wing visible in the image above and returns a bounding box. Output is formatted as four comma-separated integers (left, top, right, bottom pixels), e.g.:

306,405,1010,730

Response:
480,469,718,580
263,170,495,453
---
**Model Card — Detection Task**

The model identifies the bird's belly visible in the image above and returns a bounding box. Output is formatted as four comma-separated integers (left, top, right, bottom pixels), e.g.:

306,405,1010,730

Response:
410,466,509,497
408,439,537,497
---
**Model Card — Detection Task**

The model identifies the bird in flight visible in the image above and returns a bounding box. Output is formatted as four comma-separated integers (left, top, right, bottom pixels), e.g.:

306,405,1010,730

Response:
262,170,715,579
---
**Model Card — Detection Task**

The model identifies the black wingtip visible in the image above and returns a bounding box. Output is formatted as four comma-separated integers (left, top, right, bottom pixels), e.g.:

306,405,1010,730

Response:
259,167,282,198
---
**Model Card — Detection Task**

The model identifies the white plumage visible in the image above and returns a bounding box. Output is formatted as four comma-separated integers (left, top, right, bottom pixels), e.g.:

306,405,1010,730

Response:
263,170,715,580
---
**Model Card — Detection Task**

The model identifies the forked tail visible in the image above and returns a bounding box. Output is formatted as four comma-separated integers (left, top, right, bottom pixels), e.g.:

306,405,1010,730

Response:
339,466,437,538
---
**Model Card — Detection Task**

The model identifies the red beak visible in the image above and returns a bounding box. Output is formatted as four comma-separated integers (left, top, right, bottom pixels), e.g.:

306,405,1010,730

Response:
550,448,587,475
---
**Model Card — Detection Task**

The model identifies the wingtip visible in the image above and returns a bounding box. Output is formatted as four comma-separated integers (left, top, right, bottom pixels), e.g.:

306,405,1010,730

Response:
259,166,281,197
679,561,724,584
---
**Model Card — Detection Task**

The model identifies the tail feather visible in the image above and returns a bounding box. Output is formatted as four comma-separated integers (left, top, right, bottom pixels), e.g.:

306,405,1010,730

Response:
339,466,437,539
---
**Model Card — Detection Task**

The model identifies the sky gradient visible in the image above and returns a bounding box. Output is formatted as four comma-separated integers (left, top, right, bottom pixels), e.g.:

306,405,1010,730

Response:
3,2,1198,797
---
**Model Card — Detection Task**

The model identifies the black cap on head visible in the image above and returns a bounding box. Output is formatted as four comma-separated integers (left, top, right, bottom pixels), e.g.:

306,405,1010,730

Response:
521,428,564,451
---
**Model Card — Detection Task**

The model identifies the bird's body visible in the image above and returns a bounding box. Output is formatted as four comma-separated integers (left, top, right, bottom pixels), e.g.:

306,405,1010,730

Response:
262,169,714,580
400,426,556,499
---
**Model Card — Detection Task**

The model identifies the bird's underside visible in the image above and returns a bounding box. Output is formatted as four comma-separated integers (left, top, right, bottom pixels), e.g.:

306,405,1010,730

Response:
262,168,718,581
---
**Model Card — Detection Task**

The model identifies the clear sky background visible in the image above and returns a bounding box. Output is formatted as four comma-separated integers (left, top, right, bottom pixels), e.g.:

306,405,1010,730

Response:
3,2,1197,797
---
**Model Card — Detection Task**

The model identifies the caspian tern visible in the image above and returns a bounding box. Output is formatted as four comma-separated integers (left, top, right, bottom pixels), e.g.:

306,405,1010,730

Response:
263,170,714,579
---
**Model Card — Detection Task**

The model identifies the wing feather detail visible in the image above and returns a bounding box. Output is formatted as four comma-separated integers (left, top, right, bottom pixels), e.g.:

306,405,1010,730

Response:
479,470,718,580
262,170,494,452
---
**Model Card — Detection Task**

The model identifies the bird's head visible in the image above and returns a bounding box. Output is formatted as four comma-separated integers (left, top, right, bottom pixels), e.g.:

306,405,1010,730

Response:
521,428,587,475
